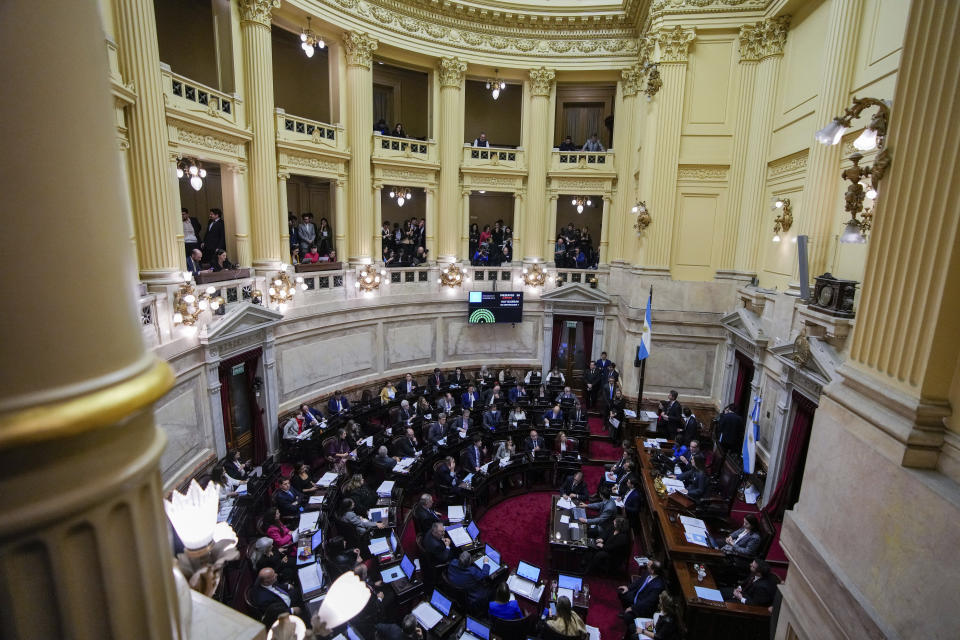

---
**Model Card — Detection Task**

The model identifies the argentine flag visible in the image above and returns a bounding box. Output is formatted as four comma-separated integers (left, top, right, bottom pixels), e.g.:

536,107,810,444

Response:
637,289,652,360
743,394,761,474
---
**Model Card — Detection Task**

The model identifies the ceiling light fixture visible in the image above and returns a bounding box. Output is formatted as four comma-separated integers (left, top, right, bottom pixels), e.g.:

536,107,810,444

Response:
387,187,413,207
176,157,207,191
571,196,592,214
299,17,325,58
485,69,507,100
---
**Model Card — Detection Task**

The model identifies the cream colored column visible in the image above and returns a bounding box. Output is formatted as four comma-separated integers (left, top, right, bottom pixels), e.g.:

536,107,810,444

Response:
239,0,282,272
840,0,960,469
1,0,179,637
277,171,289,262
524,67,556,262
114,0,183,283
733,17,789,275
545,193,559,262
645,27,695,273
373,182,383,261
344,32,378,264
599,195,612,264
436,57,468,262
800,0,864,278
335,177,348,259
425,186,437,261
222,164,252,266
512,191,525,262
610,63,643,264
716,27,760,278
461,190,472,260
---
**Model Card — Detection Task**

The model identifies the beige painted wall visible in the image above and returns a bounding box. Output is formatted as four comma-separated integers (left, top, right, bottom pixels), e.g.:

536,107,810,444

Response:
464,80,523,147
272,26,331,122
287,176,333,225
154,0,219,88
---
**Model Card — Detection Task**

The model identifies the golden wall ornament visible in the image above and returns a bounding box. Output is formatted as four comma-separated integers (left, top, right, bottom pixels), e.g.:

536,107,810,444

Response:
355,264,386,292
238,0,280,26
644,65,662,99
528,67,557,97
439,263,468,288
522,263,548,287
757,15,790,59
343,31,379,68
656,26,696,63
771,197,793,242
437,57,468,88
267,270,304,312
632,201,652,234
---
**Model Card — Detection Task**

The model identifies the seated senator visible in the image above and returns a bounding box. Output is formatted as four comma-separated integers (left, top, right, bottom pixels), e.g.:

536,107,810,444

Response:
639,592,681,640
380,381,398,404
721,513,762,559
328,390,350,414
273,478,305,517
446,550,492,613
263,508,295,553
338,497,385,536
373,445,399,471
343,473,377,516
561,470,589,502
725,559,779,607
546,595,585,638
489,582,522,620
618,561,666,619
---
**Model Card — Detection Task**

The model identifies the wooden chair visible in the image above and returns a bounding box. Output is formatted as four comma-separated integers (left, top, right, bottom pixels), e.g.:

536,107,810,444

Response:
696,453,742,523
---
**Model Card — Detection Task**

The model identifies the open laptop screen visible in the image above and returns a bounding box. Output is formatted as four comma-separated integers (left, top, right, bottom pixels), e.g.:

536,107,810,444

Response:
466,617,490,640
557,574,582,592
346,626,363,640
484,544,500,566
311,529,323,551
430,590,452,616
401,554,416,579
516,561,540,583
389,530,398,551
467,521,480,540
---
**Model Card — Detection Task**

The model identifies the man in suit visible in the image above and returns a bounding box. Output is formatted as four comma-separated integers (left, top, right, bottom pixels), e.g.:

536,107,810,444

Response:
395,400,414,427
595,351,611,375
664,390,683,435
434,456,462,495
483,384,504,407
422,521,454,567
201,207,226,264
273,478,304,517
542,404,564,426
413,494,443,535
462,435,485,473
373,445,398,471
716,404,745,453
446,550,492,612
682,407,699,443
618,561,665,618
450,408,471,435
252,567,301,618
561,471,589,502
299,403,324,427
186,248,205,276
482,405,501,431
601,379,619,415
508,383,528,404
584,361,603,409
613,461,636,496
676,455,709,501
394,427,419,458
428,368,446,393
297,213,317,256
182,208,202,256
328,390,350,414
556,386,579,406
677,439,702,472
461,385,480,409
578,487,617,539
730,559,778,607
622,477,641,525
523,429,545,454
402,373,418,396
437,392,456,415
425,413,448,446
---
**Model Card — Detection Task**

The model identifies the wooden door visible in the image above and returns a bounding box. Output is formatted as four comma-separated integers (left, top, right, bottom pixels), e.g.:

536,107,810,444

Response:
551,316,594,389
218,349,263,461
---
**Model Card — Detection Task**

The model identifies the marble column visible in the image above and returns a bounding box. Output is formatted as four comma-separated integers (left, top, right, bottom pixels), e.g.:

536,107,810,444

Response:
334,178,348,260
436,57,467,262
343,32,378,264
222,164,252,267
114,0,184,283
512,191,525,262
461,189,472,260
277,171,290,262
800,0,863,279
610,62,644,264
0,0,179,636
523,67,556,262
599,195,612,265
425,186,437,261
645,27,695,273
545,193,559,263
239,0,282,272
733,17,789,275
373,182,383,261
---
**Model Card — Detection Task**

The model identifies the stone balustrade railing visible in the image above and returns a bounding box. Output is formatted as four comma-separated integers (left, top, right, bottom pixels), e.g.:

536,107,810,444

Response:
161,64,241,128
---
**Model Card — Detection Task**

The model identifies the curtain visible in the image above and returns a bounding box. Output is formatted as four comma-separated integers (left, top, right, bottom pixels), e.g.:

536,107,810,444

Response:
763,395,815,519
245,354,268,464
733,363,746,407
372,86,391,127
551,318,564,371
561,105,603,147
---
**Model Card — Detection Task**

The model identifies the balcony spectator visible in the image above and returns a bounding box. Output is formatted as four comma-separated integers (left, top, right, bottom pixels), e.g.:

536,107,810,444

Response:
473,132,489,147
187,248,205,276
391,122,407,138
211,249,235,272
297,213,317,256
302,245,320,264
582,132,605,152
288,212,299,255
317,217,332,254
201,208,226,264
182,208,201,256
374,118,390,135
558,135,577,151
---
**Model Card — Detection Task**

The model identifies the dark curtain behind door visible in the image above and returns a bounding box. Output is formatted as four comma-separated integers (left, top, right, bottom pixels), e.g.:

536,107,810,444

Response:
763,393,816,519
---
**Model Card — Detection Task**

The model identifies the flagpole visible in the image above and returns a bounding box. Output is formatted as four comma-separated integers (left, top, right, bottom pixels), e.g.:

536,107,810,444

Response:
636,285,652,415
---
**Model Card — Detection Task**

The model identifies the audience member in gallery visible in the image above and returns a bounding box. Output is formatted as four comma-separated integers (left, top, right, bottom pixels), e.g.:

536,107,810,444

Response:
302,245,320,264
391,123,407,138
297,213,317,257
582,132,606,151
210,248,235,272
472,131,489,147
558,135,577,151
202,208,226,264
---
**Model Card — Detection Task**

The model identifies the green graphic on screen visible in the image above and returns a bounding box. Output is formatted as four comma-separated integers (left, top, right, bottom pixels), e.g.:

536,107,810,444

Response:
469,308,497,324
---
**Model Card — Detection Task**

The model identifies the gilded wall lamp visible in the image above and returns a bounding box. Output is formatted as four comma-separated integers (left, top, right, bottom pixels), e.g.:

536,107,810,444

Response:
439,263,469,288
632,201,652,234
521,263,548,288
771,197,793,243
172,273,223,327
814,97,892,244
355,264,386,292
267,268,305,313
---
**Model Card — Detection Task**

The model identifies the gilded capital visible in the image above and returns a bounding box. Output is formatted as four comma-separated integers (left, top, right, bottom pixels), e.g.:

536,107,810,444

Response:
344,32,379,69
656,26,696,64
528,67,556,97
737,24,763,62
437,57,468,88
238,0,280,26
739,16,790,62
620,62,645,97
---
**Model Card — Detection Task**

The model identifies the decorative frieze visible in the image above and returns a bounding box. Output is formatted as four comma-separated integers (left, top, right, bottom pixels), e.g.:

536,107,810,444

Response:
176,126,242,155
677,165,729,181
768,152,809,178
343,32,379,69
620,62,645,97
656,26,696,63
282,154,338,173
529,67,556,97
437,57,467,88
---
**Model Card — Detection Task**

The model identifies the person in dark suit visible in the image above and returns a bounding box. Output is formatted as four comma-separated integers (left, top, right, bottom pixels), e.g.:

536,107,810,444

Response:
461,385,480,409
299,403,324,427
413,494,443,535
578,487,617,538
446,550,492,612
402,373,418,396
682,407,699,443
716,404,745,453
462,435,485,473
618,561,666,618
729,559,779,607
675,455,709,501
542,404,564,425
437,392,456,415
425,413,448,446
373,445,398,471
273,478,304,517
482,406,501,431
252,567,301,620
450,367,469,388
450,408,471,436
224,448,250,482
508,383,528,404
422,521,453,567
622,475,641,513
595,352,612,375
523,429,545,454
664,390,683,434
394,427,419,458
584,361,603,409
428,368,446,392
328,390,350,414
186,248,205,276
201,208,226,264
434,456,462,494
561,470,589,502
587,517,632,574
721,514,762,559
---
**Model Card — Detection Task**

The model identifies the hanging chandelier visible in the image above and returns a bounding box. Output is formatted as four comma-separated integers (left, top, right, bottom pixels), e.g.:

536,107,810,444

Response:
485,69,507,100
176,157,207,191
388,187,413,207
299,17,325,58
571,196,592,214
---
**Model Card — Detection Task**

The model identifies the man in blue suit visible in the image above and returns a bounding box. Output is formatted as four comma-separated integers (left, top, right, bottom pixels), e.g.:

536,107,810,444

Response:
542,404,564,426
618,561,665,618
595,351,611,374
328,390,350,414
273,478,304,517
461,385,480,409
463,435,485,473
508,383,528,404
446,550,492,612
622,477,641,526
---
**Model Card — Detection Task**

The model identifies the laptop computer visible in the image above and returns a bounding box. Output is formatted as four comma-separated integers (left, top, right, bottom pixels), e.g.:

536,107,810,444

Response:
556,573,582,602
345,625,364,640
368,530,398,557
473,544,500,570
466,520,480,541
460,616,491,640
510,561,541,598
412,590,454,630
388,554,419,592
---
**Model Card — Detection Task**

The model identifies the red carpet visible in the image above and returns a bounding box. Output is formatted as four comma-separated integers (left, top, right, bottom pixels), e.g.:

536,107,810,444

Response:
476,491,627,640
587,417,622,461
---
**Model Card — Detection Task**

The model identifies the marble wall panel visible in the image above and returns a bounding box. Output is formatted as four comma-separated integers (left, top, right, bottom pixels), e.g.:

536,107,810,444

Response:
386,320,436,369
154,376,212,479
278,328,377,402
445,318,539,360
645,342,715,397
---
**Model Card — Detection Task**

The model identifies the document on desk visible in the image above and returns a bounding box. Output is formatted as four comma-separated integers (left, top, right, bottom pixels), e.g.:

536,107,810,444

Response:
361,436,374,447
624,409,637,418
680,516,707,529
412,602,443,629
662,478,685,491
560,515,570,524
558,587,574,602
299,511,321,531
684,530,709,547
694,586,724,602
447,526,472,547
317,472,339,487
479,462,491,473
298,563,323,594
641,410,659,422
585,625,600,640
376,480,395,497
448,505,465,522
308,495,326,505
556,497,576,510
296,429,314,441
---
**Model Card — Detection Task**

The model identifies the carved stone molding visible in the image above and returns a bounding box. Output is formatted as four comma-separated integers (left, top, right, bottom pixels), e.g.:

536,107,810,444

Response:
768,152,809,178
378,167,435,182
238,0,280,27
651,0,766,15
344,32,379,69
277,171,290,180
176,126,242,155
620,62,645,97
437,57,467,88
551,178,610,192
529,67,556,97
656,26,696,63
739,15,790,62
283,154,339,173
677,165,729,181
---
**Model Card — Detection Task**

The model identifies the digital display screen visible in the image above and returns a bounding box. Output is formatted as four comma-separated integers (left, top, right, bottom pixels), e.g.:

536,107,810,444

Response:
517,561,540,583
467,521,480,540
466,617,490,640
431,590,452,616
468,291,523,324
401,554,416,579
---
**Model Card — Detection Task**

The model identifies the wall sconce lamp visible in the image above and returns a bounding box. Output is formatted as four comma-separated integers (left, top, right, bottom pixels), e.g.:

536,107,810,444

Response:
355,264,386,292
439,263,469,288
632,201,652,234
771,197,793,243
522,263,548,288
815,97,890,150
172,273,223,326
164,480,239,596
267,267,304,313
839,153,877,244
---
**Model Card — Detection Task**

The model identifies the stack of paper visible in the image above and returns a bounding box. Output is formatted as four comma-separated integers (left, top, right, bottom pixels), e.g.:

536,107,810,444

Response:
623,409,638,418
694,586,724,602
376,480,395,497
395,458,416,472
448,505,465,522
560,515,570,524
298,563,323,595
557,497,575,510
635,556,650,567
585,625,600,640
640,410,659,422
662,478,685,494
316,472,339,487
361,436,374,447
296,429,314,441
299,511,321,531
644,439,660,448
447,525,472,547
680,516,710,547
308,495,326,505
